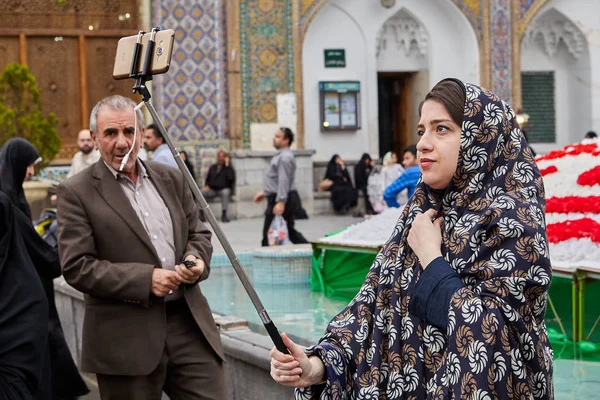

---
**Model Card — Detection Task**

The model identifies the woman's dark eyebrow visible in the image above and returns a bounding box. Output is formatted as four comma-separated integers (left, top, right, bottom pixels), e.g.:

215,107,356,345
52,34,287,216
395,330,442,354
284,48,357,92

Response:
430,119,453,125
418,119,453,129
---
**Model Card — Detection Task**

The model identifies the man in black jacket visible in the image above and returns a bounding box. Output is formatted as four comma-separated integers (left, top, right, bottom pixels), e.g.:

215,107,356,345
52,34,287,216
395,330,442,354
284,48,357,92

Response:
202,150,235,222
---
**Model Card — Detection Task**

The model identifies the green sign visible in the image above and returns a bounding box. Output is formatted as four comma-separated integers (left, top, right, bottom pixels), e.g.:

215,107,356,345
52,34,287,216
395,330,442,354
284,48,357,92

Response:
324,49,346,68
319,81,360,92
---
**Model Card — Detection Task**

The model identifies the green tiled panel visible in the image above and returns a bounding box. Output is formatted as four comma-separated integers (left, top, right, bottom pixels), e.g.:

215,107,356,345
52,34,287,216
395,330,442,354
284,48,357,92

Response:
522,71,556,143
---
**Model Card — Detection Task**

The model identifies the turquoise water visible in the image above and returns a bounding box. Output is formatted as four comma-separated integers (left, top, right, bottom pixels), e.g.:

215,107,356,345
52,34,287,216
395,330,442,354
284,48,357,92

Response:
202,258,600,397
202,265,347,346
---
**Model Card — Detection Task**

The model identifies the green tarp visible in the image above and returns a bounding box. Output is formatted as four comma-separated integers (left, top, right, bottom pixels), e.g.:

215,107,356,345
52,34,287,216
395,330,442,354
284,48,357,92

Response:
311,248,375,302
310,244,600,361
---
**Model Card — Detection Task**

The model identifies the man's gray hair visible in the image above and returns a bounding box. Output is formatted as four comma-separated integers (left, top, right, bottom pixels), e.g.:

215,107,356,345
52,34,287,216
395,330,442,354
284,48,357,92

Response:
89,95,144,132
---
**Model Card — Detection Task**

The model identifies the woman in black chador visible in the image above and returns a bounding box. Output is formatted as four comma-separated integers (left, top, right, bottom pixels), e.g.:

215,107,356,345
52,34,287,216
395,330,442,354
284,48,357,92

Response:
354,153,375,215
0,138,89,400
0,191,49,399
325,154,358,214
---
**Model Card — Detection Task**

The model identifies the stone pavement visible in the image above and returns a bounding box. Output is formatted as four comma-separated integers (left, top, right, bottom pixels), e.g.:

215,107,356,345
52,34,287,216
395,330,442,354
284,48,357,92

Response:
207,213,360,254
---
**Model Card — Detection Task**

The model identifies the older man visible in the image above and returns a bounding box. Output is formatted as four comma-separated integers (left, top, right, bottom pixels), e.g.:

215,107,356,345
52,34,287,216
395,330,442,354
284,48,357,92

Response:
67,129,101,178
57,95,225,399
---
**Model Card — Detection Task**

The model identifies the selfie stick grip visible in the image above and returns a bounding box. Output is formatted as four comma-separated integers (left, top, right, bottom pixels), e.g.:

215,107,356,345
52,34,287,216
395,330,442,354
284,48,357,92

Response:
265,322,289,354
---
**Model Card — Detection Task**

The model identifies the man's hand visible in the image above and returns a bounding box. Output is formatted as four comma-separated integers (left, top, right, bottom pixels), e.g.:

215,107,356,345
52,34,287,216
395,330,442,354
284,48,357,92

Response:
407,209,443,269
174,255,205,284
254,191,265,203
273,201,285,216
151,269,181,297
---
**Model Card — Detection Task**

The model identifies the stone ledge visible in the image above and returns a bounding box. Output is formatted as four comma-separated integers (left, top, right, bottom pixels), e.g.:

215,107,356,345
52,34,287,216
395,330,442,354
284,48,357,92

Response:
232,149,316,158
213,314,249,331
314,191,331,199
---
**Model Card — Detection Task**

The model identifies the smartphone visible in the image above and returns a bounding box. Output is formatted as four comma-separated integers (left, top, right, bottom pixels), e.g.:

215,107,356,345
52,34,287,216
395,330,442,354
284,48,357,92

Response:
113,29,175,80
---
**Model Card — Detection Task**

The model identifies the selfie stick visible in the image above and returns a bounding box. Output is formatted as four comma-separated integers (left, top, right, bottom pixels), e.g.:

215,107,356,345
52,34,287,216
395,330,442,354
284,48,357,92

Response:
126,28,289,354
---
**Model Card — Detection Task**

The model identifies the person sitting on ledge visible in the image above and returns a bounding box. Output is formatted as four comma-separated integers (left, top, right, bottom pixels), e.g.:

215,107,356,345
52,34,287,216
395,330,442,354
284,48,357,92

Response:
324,154,357,215
202,150,235,223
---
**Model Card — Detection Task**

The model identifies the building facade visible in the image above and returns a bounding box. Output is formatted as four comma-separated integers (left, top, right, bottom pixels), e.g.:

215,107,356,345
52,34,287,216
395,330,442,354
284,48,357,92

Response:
153,0,600,172
2,0,599,178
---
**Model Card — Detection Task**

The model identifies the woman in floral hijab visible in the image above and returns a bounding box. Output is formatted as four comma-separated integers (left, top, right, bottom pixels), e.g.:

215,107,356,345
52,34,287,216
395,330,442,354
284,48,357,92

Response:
271,78,554,399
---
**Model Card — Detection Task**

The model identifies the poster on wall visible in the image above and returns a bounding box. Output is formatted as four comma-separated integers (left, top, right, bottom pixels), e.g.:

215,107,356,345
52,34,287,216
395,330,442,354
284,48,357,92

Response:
324,92,340,127
276,92,297,131
340,92,356,126
319,81,360,131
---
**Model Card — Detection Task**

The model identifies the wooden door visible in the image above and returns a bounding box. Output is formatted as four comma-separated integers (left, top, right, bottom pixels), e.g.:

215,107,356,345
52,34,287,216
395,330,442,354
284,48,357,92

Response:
0,0,139,163
27,36,82,157
378,73,412,159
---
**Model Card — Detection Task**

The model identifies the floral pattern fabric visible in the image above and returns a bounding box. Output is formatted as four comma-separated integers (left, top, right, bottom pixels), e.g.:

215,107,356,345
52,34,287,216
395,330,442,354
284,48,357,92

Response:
295,80,554,400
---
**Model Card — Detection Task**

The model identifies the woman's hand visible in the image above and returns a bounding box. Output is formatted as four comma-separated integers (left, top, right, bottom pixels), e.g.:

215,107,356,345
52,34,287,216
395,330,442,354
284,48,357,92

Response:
407,208,443,268
270,333,325,388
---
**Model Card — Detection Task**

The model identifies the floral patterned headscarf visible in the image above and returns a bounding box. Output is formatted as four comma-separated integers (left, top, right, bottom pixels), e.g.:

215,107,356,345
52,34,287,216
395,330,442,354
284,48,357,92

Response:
382,152,394,167
296,79,554,399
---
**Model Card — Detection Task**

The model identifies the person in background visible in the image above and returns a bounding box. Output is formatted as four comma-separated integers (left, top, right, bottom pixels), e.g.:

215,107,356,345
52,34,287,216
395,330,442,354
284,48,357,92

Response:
202,150,235,223
367,151,405,213
0,138,42,217
383,144,420,207
0,192,49,400
382,151,404,183
324,154,358,215
585,131,598,140
180,150,196,181
254,127,308,246
0,138,89,400
138,143,148,161
143,123,178,168
353,153,375,216
400,144,418,169
67,129,101,178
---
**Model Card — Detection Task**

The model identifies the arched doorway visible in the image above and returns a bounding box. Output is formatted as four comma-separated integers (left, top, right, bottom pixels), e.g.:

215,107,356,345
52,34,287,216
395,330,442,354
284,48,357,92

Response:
376,9,429,158
521,6,592,151
301,0,479,161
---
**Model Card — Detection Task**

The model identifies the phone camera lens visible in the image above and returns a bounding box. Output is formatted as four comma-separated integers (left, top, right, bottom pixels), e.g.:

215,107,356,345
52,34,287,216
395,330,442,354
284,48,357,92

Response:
156,47,163,56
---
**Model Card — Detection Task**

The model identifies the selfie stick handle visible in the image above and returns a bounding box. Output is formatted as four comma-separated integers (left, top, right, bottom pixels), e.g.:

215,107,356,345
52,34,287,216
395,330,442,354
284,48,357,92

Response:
127,29,289,355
